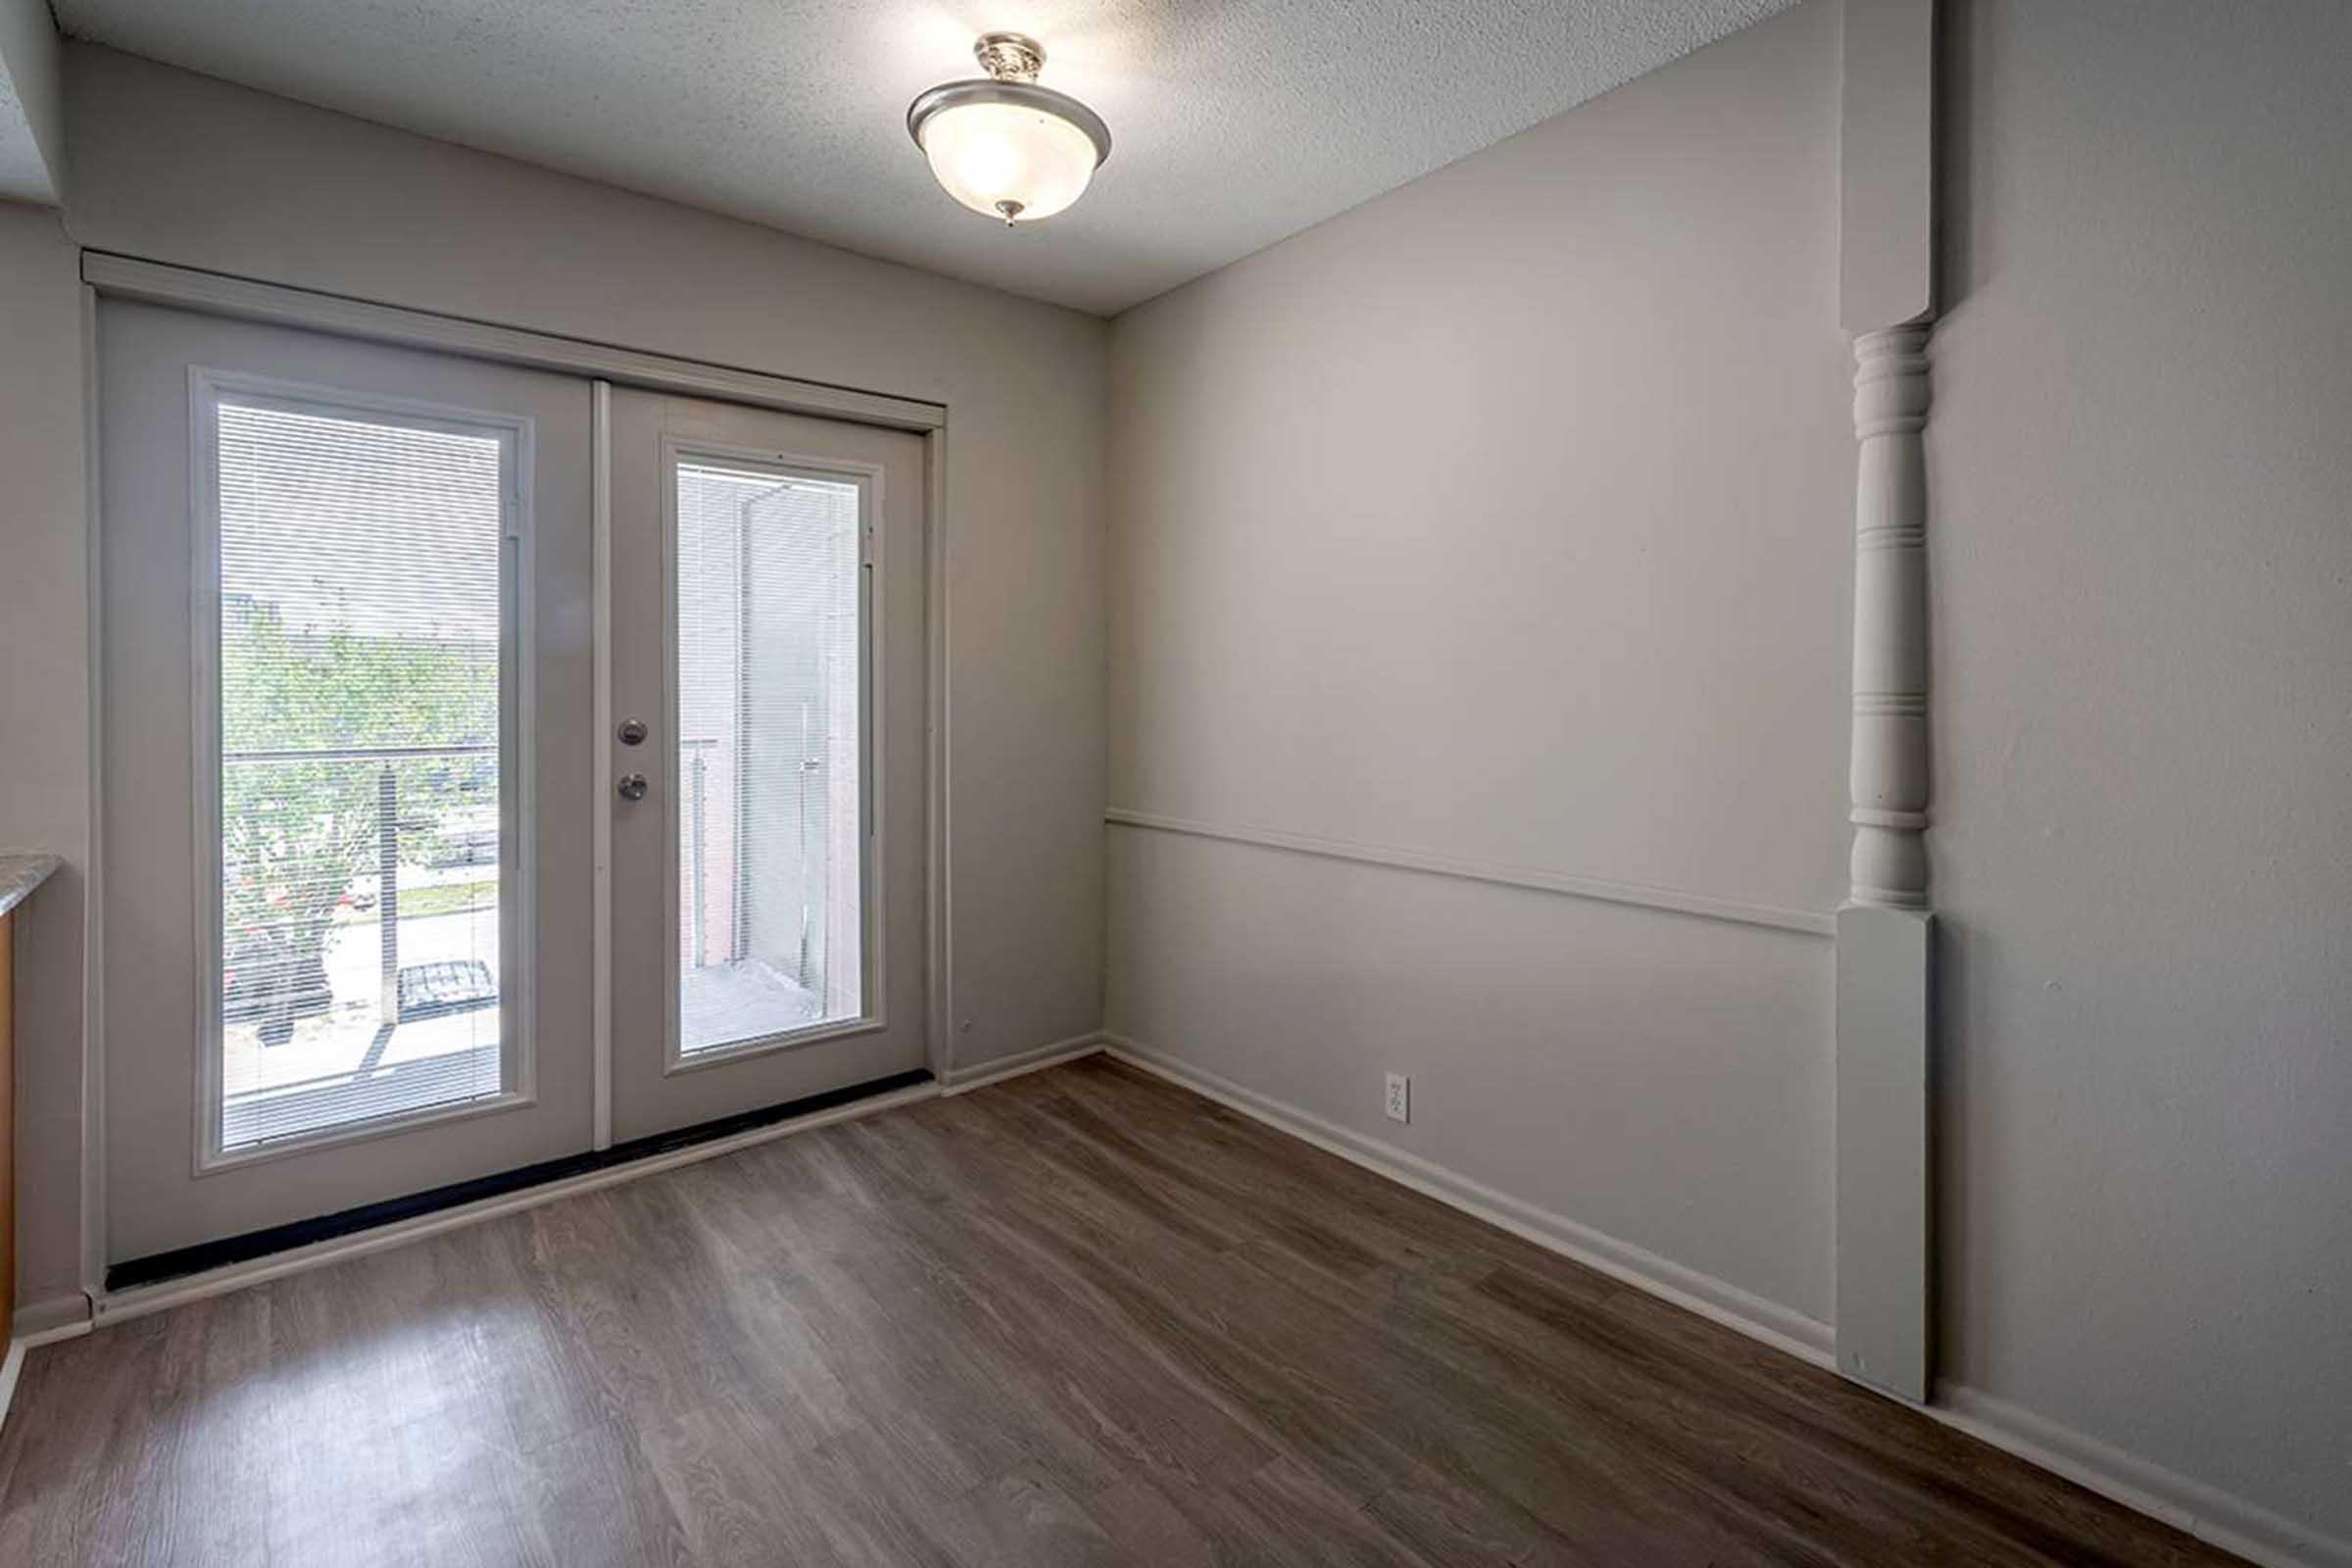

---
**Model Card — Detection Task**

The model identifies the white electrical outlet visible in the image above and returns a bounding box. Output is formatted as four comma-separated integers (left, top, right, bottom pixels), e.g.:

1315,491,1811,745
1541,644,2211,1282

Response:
1385,1072,1410,1124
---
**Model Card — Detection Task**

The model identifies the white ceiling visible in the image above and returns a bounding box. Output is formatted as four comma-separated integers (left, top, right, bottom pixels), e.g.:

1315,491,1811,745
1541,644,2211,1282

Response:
55,0,1792,316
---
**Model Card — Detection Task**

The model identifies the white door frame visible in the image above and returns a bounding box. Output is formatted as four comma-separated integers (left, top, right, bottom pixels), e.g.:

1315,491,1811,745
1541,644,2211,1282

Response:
77,249,955,1295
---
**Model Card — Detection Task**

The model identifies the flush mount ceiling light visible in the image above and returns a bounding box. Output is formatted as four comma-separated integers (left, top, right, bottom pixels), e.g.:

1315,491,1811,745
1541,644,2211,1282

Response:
906,32,1111,226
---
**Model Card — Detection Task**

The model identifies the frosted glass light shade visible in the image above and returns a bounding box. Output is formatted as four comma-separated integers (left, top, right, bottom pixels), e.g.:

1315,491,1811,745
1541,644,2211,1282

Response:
918,99,1101,223
906,46,1112,228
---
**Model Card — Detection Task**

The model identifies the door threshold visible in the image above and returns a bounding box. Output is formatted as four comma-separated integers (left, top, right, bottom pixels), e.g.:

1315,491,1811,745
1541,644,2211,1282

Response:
96,1068,936,1317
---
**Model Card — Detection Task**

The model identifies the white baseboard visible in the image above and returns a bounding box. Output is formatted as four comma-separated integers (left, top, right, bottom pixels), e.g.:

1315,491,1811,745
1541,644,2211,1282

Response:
1104,1031,2348,1568
11,1292,92,1342
1926,1384,2350,1568
0,1340,22,1437
940,1031,1103,1095
1101,1033,1836,1367
0,1301,93,1443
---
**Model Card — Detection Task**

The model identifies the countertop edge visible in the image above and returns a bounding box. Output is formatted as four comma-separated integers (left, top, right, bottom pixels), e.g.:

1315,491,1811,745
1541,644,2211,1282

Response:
0,854,65,920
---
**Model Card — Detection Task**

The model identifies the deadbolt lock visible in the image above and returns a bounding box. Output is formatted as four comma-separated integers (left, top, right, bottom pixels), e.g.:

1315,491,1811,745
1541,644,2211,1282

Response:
616,717,648,746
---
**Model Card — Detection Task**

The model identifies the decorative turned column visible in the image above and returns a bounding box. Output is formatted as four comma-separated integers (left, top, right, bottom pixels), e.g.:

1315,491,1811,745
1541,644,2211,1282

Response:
1835,323,1936,1403
1847,325,1932,909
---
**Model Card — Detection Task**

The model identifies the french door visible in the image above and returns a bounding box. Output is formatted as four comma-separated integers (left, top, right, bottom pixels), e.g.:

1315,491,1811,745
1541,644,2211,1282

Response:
604,388,927,1141
97,298,927,1270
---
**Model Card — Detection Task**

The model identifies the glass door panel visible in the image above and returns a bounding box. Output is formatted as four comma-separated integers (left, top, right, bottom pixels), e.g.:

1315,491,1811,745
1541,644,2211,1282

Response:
674,460,864,1056
210,390,515,1152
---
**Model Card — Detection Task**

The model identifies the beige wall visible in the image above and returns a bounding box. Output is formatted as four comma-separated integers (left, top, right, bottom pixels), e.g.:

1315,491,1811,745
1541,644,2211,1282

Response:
1107,0,1847,1326
6,42,1108,1309
0,201,88,1318
1930,0,2352,1550
1107,0,2352,1556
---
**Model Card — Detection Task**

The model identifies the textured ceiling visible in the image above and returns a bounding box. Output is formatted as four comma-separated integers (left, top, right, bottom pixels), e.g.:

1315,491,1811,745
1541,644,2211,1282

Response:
54,0,1794,316
1,0,63,201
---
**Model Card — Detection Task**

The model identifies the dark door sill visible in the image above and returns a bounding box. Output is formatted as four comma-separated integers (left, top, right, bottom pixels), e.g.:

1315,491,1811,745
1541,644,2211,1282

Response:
105,1067,933,1294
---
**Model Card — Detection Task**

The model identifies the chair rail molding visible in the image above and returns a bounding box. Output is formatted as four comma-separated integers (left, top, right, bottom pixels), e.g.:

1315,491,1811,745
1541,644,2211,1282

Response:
1834,0,1936,1405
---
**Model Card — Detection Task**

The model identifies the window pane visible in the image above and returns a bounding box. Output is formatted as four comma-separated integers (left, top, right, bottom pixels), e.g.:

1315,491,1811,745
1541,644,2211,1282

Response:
216,398,508,1150
676,460,862,1054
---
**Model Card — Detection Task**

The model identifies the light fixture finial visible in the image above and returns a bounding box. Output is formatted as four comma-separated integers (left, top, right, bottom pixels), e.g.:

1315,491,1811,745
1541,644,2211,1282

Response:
974,31,1044,82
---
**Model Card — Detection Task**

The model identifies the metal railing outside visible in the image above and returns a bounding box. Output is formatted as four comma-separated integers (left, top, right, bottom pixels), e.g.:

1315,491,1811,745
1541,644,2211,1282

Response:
220,747,496,1029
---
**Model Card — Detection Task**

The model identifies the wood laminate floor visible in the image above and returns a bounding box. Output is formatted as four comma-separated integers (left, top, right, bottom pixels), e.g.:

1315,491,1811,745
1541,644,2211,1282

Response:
0,1056,2248,1566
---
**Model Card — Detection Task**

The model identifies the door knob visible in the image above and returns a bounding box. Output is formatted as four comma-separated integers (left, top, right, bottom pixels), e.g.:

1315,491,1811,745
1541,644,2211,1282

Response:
616,772,649,803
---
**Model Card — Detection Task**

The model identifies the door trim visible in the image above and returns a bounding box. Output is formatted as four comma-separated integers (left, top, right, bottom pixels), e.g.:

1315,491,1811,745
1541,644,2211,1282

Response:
82,253,946,432
79,280,108,1299
82,253,956,1281
184,367,539,1174
592,380,614,1151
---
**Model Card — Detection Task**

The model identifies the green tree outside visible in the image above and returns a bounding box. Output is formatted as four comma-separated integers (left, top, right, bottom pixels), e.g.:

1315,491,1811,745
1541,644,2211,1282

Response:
220,595,498,1037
